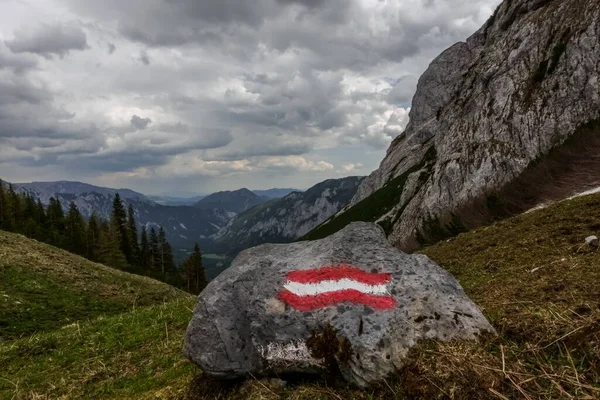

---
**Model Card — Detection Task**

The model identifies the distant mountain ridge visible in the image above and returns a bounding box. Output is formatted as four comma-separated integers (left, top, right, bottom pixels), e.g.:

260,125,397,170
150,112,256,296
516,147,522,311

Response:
10,181,231,256
214,176,364,253
193,188,267,214
5,179,341,269
252,188,299,199
16,181,152,204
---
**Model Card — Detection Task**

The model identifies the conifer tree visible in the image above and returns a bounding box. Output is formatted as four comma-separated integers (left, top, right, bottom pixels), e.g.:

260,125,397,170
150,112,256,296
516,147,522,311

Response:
32,198,46,240
127,204,140,267
149,227,159,270
99,219,128,269
86,213,101,262
46,197,65,247
65,202,86,256
140,226,150,270
184,243,207,294
6,184,20,231
158,227,166,273
19,194,32,236
111,193,131,263
0,181,7,230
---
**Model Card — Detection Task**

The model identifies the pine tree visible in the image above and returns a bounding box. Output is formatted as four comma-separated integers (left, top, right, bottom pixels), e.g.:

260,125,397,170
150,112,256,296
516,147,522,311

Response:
111,193,131,264
33,198,46,240
46,197,65,247
149,227,159,270
0,181,7,230
65,202,86,256
98,219,128,269
184,243,207,294
21,194,40,239
7,184,20,231
86,213,101,262
163,240,175,274
140,226,150,271
127,204,140,267
158,227,166,274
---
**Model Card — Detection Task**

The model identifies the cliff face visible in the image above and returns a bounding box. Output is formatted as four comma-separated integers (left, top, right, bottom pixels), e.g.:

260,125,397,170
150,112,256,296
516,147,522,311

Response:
348,0,600,250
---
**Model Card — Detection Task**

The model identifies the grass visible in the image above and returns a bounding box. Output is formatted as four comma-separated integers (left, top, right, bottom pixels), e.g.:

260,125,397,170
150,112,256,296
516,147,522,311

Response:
0,231,189,340
0,298,196,399
1,193,600,399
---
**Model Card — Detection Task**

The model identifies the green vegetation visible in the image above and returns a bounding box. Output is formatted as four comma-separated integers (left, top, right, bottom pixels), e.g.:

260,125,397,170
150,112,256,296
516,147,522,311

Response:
0,181,209,294
2,192,600,399
301,146,436,241
0,298,196,399
0,230,188,340
182,244,208,294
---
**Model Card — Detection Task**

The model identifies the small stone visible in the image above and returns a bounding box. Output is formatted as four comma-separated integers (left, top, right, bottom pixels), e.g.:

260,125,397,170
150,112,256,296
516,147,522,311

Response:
585,236,599,248
183,222,495,387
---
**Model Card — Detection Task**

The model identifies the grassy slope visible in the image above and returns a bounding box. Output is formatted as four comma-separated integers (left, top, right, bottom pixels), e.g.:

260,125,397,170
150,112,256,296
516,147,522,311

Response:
0,230,189,340
0,298,196,399
2,193,600,399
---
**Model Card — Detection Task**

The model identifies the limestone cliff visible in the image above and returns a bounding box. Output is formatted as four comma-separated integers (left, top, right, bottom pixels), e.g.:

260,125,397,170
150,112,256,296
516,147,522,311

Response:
308,0,600,250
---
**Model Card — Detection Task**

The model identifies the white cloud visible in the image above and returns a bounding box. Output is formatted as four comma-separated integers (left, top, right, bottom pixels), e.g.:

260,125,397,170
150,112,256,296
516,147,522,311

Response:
0,0,502,194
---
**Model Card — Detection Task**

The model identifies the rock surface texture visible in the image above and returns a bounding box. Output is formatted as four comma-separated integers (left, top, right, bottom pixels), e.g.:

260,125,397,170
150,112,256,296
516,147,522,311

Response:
344,0,600,250
184,222,494,386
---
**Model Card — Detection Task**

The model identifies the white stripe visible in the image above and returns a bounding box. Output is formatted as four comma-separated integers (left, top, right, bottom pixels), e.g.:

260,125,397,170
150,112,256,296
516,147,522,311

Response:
283,279,389,296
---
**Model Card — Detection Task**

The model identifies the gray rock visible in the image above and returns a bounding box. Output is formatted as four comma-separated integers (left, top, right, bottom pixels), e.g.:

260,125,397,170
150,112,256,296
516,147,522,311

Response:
183,222,494,387
585,235,599,248
349,0,600,250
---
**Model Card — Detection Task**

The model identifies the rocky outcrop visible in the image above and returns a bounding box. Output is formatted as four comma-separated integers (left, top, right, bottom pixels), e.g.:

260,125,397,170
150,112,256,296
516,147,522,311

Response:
184,222,494,387
214,177,363,252
323,0,600,250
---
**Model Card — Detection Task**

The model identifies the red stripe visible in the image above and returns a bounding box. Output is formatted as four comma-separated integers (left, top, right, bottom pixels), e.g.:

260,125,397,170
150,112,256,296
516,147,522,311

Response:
278,289,396,312
286,264,391,285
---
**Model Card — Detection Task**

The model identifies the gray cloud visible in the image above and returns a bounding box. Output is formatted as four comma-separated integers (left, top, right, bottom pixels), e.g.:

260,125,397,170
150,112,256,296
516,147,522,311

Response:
387,75,419,106
6,22,89,59
0,0,501,194
131,115,152,130
203,136,312,161
138,49,150,65
0,41,38,73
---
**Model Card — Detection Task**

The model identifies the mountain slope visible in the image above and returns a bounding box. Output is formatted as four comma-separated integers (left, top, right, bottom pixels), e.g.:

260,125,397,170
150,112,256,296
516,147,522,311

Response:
16,180,152,205
193,188,267,214
214,176,364,253
252,188,299,199
3,192,599,399
9,180,233,253
308,0,600,250
0,230,188,340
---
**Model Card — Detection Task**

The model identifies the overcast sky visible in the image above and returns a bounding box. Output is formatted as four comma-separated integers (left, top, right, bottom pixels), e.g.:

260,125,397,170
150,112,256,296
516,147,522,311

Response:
0,0,500,196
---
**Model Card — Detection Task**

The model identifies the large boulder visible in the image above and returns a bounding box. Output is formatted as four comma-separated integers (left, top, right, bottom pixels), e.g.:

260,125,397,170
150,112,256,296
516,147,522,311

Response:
184,222,494,386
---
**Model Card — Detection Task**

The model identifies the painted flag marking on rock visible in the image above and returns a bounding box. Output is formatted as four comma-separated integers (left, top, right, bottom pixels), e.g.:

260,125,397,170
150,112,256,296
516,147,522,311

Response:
278,264,396,311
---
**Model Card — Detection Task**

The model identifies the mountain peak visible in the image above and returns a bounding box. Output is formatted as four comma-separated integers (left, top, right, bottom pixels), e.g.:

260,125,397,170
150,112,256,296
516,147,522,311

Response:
308,0,600,251
193,188,265,214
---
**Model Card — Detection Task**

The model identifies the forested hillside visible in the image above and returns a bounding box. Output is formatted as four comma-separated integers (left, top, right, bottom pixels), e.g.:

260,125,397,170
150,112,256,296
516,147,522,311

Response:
0,181,207,293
